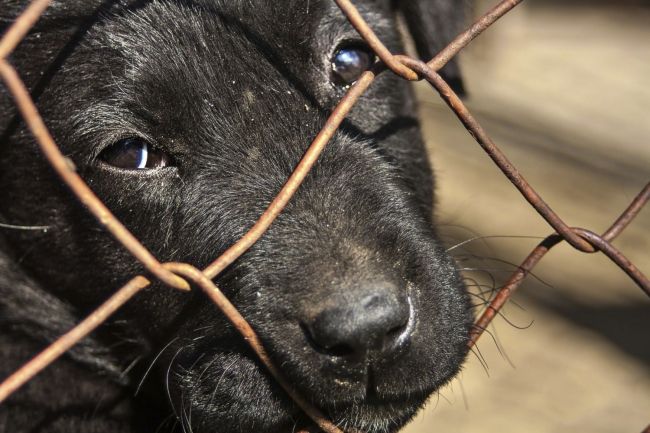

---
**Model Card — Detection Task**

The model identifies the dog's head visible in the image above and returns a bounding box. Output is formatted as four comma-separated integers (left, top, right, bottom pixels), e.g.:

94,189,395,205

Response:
0,1,471,432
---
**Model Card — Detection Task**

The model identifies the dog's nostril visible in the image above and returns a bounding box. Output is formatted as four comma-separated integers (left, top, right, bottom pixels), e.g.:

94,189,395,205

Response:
386,324,405,338
303,290,412,361
323,343,355,357
301,323,356,357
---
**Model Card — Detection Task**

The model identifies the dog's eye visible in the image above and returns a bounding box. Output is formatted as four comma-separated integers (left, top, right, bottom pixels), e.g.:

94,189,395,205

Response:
99,138,169,170
331,44,375,85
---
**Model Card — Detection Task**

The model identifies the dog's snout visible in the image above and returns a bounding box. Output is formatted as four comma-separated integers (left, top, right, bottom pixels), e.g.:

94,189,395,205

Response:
304,287,413,361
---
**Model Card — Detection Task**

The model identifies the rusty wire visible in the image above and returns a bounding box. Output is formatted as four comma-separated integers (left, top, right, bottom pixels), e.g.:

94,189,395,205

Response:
0,0,648,432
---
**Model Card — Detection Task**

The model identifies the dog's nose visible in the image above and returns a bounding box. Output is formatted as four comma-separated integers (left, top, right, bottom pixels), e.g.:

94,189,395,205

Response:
304,288,413,361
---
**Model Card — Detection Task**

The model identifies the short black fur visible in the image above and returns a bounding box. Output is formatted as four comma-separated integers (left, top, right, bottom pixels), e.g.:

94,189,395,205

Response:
0,1,472,432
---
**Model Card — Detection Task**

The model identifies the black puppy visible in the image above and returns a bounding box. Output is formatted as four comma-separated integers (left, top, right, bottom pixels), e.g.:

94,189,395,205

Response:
0,1,472,432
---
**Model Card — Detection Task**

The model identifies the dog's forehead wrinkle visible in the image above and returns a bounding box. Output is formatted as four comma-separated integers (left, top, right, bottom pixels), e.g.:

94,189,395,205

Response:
91,3,314,107
81,74,314,163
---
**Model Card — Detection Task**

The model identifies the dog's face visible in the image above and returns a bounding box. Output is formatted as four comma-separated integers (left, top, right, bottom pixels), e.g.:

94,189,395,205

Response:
0,1,471,432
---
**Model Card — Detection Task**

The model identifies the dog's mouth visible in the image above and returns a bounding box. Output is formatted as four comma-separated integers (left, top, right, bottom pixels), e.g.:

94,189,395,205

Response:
168,339,431,433
292,392,427,433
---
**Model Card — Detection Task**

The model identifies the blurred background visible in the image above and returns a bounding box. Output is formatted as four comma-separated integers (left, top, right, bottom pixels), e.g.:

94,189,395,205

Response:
404,1,650,432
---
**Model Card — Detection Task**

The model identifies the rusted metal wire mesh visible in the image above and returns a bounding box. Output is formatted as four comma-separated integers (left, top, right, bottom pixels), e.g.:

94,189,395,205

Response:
0,0,648,432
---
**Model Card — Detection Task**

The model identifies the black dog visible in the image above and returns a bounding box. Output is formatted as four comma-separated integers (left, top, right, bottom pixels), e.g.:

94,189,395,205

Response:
0,1,472,432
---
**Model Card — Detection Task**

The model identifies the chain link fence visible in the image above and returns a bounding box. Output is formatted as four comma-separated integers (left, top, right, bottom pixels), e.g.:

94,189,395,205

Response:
0,0,648,432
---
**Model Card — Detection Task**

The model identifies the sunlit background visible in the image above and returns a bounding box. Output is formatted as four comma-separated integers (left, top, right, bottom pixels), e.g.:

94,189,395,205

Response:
405,1,650,432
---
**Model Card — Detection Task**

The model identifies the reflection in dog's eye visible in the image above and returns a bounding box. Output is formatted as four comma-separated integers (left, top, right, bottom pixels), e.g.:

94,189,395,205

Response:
331,45,375,85
99,138,169,170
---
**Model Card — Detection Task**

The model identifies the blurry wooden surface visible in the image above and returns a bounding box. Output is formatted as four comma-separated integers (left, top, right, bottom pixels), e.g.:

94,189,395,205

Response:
404,1,649,432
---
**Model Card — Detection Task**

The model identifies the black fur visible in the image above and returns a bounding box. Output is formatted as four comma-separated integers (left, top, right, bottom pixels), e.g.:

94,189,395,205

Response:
0,1,472,432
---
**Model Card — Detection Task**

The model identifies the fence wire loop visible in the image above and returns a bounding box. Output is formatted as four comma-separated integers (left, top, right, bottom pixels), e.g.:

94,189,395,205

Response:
0,0,648,432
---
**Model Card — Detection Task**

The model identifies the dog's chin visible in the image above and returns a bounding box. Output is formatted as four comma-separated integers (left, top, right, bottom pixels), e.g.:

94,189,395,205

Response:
170,349,431,433
318,394,427,433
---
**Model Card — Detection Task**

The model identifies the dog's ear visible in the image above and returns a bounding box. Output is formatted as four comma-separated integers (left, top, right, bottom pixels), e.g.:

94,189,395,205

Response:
396,0,466,95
